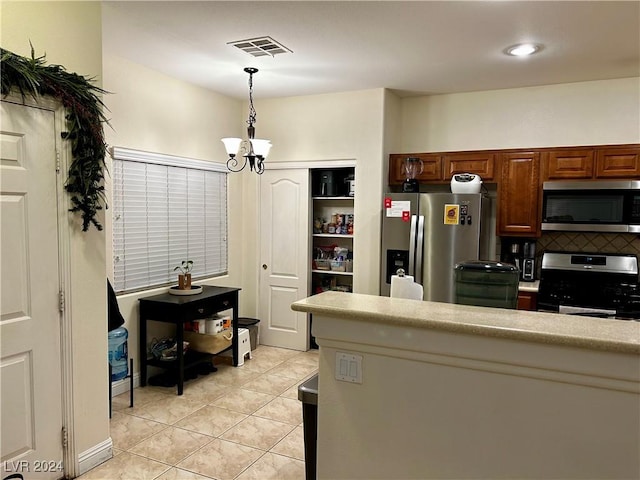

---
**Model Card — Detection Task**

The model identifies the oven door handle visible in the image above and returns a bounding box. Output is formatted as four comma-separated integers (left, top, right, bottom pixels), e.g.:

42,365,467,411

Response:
558,305,617,317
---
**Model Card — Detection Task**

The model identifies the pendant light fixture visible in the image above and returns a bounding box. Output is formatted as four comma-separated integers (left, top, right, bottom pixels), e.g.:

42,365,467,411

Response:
222,67,272,174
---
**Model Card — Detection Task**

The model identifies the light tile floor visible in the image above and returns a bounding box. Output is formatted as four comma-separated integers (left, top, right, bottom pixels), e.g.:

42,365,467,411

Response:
79,345,318,480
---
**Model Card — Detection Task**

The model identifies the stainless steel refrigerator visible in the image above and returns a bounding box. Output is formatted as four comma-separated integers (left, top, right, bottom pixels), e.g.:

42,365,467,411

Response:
380,193,494,302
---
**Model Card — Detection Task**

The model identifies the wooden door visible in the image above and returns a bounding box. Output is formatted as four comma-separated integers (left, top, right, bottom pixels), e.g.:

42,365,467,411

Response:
1,101,64,478
498,152,541,236
258,169,310,350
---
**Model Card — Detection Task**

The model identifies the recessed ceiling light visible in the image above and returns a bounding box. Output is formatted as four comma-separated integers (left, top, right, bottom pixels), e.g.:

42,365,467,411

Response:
504,43,542,57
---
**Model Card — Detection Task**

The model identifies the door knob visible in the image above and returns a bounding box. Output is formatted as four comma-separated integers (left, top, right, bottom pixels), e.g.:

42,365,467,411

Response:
262,264,268,270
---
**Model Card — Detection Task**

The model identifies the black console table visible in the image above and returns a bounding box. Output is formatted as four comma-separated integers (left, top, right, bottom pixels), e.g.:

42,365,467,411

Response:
139,286,240,395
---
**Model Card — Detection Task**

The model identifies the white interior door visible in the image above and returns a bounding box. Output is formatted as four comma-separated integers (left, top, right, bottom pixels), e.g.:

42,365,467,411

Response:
259,169,310,350
1,101,64,478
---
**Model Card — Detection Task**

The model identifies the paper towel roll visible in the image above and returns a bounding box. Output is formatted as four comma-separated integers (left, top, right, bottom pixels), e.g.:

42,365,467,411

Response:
390,275,424,300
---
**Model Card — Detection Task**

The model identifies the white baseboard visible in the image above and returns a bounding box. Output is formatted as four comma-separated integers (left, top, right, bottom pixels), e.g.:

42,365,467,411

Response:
77,438,113,475
110,372,140,397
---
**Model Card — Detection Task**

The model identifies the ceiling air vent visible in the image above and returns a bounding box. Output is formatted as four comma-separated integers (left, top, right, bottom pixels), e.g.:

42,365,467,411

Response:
228,36,292,57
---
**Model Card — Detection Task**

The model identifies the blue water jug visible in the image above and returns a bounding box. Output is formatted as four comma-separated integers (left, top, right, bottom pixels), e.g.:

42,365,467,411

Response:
108,326,128,381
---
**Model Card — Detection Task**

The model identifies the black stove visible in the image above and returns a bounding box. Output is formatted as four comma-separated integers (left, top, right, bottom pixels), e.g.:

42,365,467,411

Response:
537,252,640,320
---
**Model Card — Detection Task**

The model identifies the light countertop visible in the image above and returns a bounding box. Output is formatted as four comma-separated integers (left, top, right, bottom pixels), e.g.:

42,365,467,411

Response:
291,291,640,354
518,280,539,292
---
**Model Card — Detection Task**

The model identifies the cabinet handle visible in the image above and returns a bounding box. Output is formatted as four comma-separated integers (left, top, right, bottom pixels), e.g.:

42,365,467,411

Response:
198,308,204,314
262,264,268,270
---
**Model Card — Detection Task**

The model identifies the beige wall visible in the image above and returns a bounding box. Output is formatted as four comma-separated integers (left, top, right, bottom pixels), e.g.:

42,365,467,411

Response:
382,89,403,191
255,89,386,295
102,55,241,161
383,89,403,157
1,1,103,77
399,77,640,153
1,0,108,466
101,54,250,374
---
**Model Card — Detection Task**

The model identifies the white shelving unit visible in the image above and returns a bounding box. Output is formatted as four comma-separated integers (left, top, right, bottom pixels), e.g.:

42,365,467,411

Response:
310,170,355,295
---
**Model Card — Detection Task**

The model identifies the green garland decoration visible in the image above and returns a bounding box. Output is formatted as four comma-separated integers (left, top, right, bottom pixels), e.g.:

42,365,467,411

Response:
1,45,109,231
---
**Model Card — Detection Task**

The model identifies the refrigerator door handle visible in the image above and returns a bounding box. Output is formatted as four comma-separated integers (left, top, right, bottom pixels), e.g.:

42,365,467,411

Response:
408,215,418,277
416,215,425,284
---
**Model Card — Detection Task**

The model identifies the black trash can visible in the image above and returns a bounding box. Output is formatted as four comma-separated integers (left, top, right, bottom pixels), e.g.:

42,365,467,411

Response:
298,374,318,480
237,317,260,350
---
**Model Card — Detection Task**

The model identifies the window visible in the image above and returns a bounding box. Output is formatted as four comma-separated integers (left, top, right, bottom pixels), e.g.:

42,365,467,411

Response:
111,147,228,293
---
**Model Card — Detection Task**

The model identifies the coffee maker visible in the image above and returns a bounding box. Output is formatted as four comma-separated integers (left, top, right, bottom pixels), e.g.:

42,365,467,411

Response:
402,157,423,193
522,242,536,281
507,243,521,272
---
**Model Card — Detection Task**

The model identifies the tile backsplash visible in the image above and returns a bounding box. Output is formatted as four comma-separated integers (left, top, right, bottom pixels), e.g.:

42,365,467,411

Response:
537,232,640,257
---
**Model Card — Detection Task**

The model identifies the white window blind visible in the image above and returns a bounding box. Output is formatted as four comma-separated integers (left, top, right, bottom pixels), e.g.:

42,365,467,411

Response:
112,147,228,293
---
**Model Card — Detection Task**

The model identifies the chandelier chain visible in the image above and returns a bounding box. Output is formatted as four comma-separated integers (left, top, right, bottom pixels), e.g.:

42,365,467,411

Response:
222,67,270,175
247,71,257,135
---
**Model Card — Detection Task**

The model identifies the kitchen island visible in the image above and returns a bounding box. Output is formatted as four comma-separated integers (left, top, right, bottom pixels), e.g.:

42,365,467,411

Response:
291,291,640,479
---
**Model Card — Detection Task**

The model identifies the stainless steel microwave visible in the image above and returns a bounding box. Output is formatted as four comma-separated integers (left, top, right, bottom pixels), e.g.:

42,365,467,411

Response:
542,180,640,233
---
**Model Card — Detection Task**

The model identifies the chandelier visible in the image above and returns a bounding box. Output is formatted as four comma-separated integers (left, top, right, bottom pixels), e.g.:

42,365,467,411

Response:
221,67,272,175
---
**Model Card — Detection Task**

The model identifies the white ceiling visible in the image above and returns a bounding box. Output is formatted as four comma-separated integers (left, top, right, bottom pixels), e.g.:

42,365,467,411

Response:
102,1,640,100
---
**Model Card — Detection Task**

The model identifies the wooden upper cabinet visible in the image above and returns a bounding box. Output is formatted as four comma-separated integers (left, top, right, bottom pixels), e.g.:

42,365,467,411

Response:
595,146,640,178
388,153,442,184
443,152,496,181
543,149,594,180
498,152,541,237
542,145,640,180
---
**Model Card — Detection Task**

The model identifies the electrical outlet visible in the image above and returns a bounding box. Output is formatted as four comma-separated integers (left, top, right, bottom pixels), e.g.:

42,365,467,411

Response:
335,352,362,383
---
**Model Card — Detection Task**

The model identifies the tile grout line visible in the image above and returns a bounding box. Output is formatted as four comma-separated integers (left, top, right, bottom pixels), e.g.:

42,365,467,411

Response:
103,345,316,479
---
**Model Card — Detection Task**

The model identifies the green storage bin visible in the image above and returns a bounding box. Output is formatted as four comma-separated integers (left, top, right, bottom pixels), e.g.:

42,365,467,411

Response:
454,261,519,309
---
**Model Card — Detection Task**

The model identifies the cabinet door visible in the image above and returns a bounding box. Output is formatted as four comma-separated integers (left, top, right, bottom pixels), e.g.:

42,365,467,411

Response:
517,291,537,311
595,146,640,178
498,152,541,236
443,152,496,181
388,154,442,184
543,149,594,180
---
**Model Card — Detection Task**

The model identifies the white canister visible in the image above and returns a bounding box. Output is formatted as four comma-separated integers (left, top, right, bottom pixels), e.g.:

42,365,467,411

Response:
206,316,224,334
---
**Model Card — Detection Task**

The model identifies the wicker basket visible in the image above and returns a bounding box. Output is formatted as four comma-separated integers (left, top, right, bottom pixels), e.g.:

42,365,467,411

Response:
183,330,232,355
